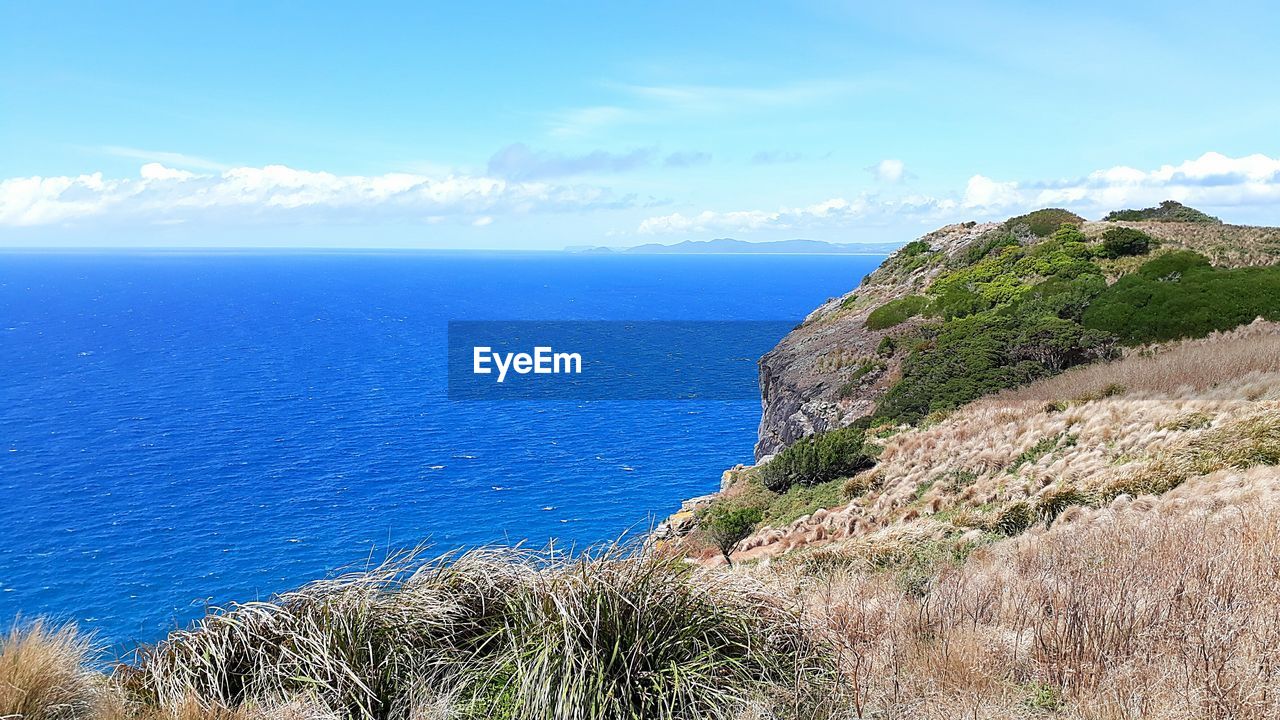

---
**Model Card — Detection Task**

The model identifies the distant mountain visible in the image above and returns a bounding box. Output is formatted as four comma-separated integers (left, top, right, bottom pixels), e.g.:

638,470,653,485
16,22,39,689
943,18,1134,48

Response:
568,238,900,255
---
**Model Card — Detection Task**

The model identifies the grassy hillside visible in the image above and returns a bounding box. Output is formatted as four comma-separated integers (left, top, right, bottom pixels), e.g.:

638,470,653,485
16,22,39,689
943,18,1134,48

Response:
713,320,1280,563
690,322,1280,717
867,217,1280,426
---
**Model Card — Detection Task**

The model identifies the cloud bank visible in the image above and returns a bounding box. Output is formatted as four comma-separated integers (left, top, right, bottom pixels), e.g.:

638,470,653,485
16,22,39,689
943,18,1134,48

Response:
639,152,1280,234
0,164,633,227
4,151,1277,236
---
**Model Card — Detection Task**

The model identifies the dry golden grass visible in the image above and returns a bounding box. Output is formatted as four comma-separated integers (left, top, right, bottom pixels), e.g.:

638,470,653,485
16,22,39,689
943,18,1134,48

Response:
768,467,1280,719
0,621,103,720
730,321,1280,563
1083,220,1280,269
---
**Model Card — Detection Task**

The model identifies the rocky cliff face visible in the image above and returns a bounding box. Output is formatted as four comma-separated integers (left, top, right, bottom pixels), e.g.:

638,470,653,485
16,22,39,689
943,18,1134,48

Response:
755,221,998,459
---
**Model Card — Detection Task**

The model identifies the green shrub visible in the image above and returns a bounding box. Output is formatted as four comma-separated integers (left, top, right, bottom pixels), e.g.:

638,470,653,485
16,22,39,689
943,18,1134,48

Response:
873,312,1113,424
759,427,875,493
1048,222,1087,245
989,501,1035,535
1103,200,1221,224
1100,227,1155,258
702,505,763,566
876,335,897,357
1011,274,1107,322
929,285,991,319
951,230,1018,269
900,240,931,257
1004,208,1085,237
1083,252,1280,343
865,295,930,330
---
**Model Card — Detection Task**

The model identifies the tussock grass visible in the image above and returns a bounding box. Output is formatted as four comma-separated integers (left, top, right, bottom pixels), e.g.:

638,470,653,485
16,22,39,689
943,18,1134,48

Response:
0,621,103,720
1107,408,1280,498
110,546,832,720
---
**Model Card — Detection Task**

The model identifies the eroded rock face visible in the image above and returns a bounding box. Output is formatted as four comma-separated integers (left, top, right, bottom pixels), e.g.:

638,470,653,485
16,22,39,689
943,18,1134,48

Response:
755,222,1000,459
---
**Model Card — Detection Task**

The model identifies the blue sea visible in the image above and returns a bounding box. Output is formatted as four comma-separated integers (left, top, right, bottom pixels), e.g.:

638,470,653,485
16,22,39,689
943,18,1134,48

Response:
0,251,881,651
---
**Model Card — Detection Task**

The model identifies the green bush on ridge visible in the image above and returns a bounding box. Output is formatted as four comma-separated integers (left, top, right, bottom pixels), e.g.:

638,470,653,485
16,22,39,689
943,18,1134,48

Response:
1103,200,1222,224
1100,226,1155,258
1004,208,1085,237
1083,251,1280,344
871,221,1116,424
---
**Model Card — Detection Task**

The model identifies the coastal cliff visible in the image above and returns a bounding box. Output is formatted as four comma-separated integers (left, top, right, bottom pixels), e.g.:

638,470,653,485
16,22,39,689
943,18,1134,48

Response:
755,221,997,458
755,210,1280,459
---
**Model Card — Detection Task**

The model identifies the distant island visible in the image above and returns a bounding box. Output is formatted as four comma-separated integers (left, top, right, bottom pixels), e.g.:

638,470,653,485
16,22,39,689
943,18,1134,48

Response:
566,237,903,255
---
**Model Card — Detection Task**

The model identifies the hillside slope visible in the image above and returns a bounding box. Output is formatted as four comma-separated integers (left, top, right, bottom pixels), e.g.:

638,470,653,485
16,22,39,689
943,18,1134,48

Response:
727,320,1280,563
757,208,1280,458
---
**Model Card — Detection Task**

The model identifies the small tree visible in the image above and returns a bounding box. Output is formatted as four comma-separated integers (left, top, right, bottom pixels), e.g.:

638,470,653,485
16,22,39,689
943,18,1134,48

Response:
1101,227,1154,258
702,505,762,567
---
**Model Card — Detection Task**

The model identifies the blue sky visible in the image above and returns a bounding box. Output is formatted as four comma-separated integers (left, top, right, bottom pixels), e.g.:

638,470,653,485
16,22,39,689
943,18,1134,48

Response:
2,1,1278,248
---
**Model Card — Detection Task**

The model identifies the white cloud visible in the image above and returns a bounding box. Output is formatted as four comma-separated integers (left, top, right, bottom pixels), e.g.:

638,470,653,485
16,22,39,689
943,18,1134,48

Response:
139,163,197,181
0,163,633,227
638,151,1280,235
869,158,906,183
961,175,1021,208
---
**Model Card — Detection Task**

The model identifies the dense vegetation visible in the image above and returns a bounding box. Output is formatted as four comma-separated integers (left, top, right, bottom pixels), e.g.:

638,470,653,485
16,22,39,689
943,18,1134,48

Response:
759,426,875,492
862,211,1276,424
1100,226,1155,258
872,223,1117,424
1083,251,1280,343
701,504,762,565
1103,200,1222,224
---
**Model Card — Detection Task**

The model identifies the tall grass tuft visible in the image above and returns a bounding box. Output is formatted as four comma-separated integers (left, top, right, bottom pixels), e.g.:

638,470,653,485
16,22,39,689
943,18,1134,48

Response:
0,620,102,720
118,546,830,720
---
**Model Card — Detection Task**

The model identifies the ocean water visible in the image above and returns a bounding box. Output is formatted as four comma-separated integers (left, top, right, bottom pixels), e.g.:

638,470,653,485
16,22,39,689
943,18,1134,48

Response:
0,251,882,651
